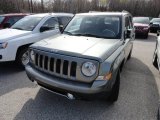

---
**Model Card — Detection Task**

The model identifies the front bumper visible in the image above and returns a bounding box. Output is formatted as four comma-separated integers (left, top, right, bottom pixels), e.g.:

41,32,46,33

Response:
150,26,160,32
0,49,6,61
25,65,112,98
0,48,14,62
135,29,149,35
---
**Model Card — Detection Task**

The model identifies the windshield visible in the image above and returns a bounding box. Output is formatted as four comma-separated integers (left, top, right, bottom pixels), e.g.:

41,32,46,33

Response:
63,15,122,39
0,16,5,24
151,18,160,23
11,16,42,31
133,17,150,24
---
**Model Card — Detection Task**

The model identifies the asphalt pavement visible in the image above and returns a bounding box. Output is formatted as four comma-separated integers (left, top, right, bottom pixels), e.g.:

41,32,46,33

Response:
0,34,160,120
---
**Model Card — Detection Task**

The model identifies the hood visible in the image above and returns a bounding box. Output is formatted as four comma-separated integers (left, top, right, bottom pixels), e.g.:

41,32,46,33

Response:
152,22,160,25
134,23,149,27
32,35,122,62
0,29,32,42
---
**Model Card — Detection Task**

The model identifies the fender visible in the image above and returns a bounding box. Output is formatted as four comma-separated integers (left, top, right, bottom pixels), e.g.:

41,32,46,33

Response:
99,45,125,88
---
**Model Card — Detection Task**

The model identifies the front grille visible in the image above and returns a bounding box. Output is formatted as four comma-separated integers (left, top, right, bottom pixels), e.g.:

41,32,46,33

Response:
135,27,143,31
34,52,77,79
31,49,99,83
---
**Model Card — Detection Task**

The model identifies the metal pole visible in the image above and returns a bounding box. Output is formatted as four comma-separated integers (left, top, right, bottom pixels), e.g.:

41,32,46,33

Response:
16,0,20,12
28,0,31,12
41,0,44,12
30,0,33,13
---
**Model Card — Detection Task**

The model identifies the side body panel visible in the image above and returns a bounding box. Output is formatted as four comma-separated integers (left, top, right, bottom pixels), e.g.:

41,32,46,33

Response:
0,16,61,62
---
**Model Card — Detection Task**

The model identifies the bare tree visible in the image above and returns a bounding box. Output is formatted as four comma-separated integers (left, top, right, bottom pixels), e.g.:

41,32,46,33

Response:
0,0,159,17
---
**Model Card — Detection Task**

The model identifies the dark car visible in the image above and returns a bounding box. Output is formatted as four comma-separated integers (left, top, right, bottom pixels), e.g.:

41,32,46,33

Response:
150,18,160,33
0,13,28,29
133,17,150,38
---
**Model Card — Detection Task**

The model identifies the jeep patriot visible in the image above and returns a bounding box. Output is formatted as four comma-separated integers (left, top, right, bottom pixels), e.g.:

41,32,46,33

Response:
25,11,135,102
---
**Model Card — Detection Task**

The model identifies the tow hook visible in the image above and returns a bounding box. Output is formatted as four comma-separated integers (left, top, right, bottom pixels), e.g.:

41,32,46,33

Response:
67,93,75,100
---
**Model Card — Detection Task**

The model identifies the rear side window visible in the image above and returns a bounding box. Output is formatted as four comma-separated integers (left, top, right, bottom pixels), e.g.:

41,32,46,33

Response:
58,17,72,27
6,16,24,26
129,16,133,28
125,16,133,29
0,16,5,24
42,17,59,30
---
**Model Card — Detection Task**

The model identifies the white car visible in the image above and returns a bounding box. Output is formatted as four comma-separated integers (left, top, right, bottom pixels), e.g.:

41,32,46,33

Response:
0,13,73,67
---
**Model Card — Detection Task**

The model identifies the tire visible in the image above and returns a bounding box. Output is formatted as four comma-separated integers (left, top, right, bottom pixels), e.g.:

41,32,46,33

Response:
144,33,148,39
127,48,132,60
153,54,158,69
153,48,159,70
107,70,120,103
16,47,29,68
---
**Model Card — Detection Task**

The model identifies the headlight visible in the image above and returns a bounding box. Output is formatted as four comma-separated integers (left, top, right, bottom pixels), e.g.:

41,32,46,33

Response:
143,27,149,30
30,50,35,62
0,42,8,49
82,62,96,77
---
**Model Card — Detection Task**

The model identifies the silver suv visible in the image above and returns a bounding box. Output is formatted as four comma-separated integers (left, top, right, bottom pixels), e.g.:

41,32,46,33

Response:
25,11,135,102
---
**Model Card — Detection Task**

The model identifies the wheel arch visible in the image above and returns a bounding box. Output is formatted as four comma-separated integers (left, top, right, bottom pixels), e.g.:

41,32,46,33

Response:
16,43,33,60
119,58,125,72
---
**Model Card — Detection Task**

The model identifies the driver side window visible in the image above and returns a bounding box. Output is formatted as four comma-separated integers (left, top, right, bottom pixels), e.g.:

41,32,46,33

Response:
42,17,59,30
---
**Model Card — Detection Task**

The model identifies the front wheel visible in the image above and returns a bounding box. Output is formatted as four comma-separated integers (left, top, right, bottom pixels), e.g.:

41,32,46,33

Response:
144,33,148,39
16,48,29,68
107,70,120,103
153,48,159,70
127,48,132,60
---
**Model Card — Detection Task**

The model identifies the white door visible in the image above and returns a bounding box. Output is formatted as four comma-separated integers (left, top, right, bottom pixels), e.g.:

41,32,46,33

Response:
38,17,60,41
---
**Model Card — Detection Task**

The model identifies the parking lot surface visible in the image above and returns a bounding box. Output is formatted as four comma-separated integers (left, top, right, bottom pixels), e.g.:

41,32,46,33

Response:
0,34,160,120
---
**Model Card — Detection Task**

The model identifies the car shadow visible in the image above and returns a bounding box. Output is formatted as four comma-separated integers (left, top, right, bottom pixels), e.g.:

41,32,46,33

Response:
0,62,34,96
13,57,159,120
0,61,22,73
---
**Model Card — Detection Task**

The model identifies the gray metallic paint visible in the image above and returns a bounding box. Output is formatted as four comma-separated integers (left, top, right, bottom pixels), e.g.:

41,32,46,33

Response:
26,12,134,96
31,35,123,62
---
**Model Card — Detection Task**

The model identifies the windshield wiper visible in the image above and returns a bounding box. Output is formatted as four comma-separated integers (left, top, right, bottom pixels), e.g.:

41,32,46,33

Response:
63,31,73,35
12,27,24,30
73,33,103,38
63,32,114,39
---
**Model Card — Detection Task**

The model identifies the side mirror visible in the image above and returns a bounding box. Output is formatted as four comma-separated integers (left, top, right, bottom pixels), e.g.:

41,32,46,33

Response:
125,29,132,39
150,22,153,25
59,25,64,33
157,30,160,36
3,23,11,28
40,26,50,32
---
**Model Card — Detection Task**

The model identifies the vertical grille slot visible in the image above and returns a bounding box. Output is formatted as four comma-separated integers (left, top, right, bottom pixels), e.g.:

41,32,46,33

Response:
63,60,69,75
35,53,38,66
56,59,61,74
70,62,77,77
44,56,48,70
50,58,54,72
39,55,43,68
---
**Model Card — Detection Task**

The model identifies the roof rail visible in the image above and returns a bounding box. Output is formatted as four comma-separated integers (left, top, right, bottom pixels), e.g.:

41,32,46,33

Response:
89,11,101,13
122,10,130,14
